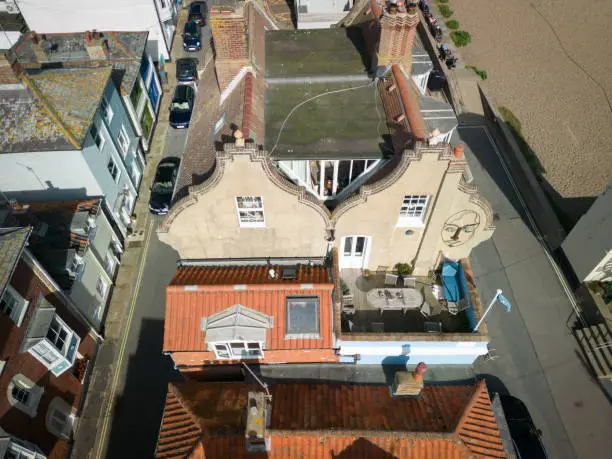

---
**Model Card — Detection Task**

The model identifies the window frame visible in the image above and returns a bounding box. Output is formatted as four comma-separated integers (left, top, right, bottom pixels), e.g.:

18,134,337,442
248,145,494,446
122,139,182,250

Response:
107,157,121,183
7,374,43,417
46,316,70,354
285,296,321,339
5,441,38,459
235,196,266,228
0,285,29,326
117,125,130,157
211,341,264,360
96,276,109,298
100,96,113,123
46,396,75,439
90,123,105,150
397,195,430,228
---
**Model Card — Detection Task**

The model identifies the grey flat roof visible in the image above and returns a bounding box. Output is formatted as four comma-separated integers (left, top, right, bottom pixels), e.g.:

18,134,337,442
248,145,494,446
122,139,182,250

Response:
265,80,387,160
265,27,388,159
265,28,370,78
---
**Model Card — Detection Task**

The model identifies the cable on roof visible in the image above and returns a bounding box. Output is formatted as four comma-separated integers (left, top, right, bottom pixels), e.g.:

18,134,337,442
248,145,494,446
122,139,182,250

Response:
269,80,376,156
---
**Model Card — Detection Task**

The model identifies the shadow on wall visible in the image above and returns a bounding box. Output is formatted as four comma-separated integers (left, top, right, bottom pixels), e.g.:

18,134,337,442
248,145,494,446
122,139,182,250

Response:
106,319,182,458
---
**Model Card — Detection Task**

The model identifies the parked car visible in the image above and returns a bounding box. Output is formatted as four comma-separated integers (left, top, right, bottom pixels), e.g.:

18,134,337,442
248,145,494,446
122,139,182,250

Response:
176,58,198,83
183,21,201,52
427,70,446,92
188,1,208,26
500,395,548,459
149,157,180,215
169,84,195,129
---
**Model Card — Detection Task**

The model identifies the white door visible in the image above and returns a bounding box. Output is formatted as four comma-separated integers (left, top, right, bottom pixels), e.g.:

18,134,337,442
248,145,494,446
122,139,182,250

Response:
340,236,371,269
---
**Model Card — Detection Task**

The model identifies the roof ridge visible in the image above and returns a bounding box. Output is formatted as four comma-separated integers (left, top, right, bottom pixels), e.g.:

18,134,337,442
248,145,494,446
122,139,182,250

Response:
155,385,203,458
107,32,135,59
454,380,506,457
20,73,81,149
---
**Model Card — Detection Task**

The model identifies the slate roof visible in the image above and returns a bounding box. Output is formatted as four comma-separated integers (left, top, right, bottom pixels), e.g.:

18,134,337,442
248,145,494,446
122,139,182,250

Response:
165,263,334,353
155,380,508,458
0,67,111,153
13,31,148,96
0,227,31,297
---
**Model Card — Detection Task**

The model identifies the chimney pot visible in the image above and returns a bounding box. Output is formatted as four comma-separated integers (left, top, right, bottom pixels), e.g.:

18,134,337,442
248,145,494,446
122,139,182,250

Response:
413,361,428,381
85,31,91,43
395,113,406,123
453,144,465,159
31,31,40,44
386,83,397,93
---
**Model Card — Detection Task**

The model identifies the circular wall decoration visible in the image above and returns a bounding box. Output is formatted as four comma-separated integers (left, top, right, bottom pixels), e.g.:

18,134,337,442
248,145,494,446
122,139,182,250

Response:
441,210,480,247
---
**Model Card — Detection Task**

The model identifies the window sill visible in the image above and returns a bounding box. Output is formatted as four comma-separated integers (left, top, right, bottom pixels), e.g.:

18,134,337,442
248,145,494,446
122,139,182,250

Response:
285,334,321,340
396,219,425,229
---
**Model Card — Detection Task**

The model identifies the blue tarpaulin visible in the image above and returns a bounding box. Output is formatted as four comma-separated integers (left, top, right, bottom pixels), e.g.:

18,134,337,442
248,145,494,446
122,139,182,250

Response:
442,261,461,301
441,260,478,330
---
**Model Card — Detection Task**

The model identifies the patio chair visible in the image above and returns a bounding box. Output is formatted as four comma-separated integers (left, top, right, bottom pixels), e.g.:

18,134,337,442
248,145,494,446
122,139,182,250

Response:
420,302,432,317
402,276,416,288
342,294,355,315
424,320,442,333
385,273,399,286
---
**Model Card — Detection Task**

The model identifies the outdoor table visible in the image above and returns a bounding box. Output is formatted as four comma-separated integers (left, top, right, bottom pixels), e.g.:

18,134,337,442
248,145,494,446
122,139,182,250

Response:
366,288,424,313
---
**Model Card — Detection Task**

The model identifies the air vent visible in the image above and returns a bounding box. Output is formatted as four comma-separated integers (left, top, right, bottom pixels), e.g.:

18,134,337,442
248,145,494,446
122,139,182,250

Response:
281,266,297,280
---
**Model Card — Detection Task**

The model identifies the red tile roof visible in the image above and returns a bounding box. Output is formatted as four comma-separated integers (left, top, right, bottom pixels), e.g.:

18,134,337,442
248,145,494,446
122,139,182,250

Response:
170,264,330,286
392,64,428,140
165,264,335,361
156,386,204,459
155,380,507,458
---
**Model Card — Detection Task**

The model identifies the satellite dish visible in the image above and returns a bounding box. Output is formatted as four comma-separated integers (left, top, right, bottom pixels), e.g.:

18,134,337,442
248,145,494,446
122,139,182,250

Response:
268,268,276,279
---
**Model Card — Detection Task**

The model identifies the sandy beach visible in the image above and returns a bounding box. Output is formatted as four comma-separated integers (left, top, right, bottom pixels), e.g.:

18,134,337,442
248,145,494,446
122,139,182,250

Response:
448,0,612,224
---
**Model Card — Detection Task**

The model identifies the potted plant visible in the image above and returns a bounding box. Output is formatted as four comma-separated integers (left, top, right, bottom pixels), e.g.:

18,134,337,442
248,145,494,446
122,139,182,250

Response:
395,263,413,276
339,279,351,295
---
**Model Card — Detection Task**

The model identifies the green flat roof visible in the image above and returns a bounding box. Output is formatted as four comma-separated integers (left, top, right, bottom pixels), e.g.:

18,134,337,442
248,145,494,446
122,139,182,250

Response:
266,28,370,78
265,81,389,160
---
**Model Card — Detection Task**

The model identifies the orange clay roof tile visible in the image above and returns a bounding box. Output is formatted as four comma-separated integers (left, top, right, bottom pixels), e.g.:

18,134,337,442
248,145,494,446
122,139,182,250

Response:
155,380,507,458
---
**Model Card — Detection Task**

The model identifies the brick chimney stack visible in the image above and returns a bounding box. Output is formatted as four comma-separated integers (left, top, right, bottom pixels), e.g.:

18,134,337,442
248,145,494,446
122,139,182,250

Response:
373,1,420,69
0,52,25,87
84,30,110,60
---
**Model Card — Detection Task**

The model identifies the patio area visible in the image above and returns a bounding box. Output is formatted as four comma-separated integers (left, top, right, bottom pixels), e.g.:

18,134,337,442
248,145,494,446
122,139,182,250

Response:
340,268,473,334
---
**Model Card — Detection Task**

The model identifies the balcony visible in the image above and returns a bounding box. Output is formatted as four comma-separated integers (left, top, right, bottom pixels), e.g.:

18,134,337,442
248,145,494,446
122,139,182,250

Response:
339,264,476,335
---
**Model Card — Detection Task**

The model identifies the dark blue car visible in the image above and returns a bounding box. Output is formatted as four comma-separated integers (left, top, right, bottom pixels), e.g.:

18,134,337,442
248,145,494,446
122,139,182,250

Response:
149,157,180,215
169,84,195,129
188,1,208,26
183,21,201,52
176,58,198,83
